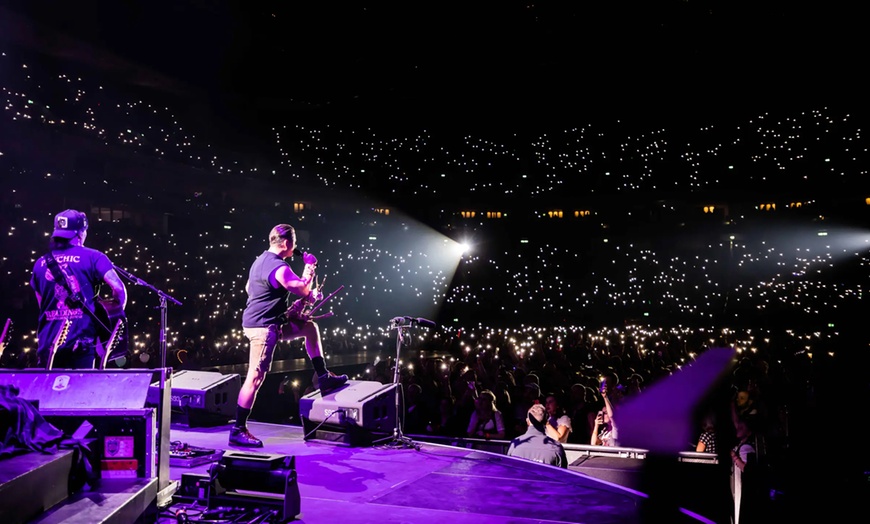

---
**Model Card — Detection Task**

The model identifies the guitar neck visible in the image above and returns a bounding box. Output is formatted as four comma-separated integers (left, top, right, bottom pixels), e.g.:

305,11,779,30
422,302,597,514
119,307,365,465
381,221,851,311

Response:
98,318,126,370
53,319,71,348
0,318,11,351
46,319,72,370
106,318,124,350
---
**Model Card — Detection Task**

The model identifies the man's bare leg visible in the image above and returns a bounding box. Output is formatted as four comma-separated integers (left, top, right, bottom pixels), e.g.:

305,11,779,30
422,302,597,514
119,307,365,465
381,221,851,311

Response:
283,321,347,392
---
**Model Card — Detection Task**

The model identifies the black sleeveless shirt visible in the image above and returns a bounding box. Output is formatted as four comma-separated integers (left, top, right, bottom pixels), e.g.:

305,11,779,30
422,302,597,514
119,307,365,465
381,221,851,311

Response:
242,251,288,328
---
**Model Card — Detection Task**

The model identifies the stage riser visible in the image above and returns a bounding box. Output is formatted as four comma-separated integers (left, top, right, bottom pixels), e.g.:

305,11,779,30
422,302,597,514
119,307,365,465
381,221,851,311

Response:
28,478,158,524
0,370,152,410
0,369,173,523
0,450,74,524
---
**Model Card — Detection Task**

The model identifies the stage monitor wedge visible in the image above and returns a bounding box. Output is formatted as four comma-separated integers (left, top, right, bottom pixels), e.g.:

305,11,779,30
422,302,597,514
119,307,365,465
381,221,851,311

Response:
299,380,397,446
146,369,240,426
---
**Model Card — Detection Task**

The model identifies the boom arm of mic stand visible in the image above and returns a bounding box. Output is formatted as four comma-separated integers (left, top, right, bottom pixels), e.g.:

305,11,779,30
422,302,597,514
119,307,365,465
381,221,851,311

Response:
112,264,182,368
113,264,182,306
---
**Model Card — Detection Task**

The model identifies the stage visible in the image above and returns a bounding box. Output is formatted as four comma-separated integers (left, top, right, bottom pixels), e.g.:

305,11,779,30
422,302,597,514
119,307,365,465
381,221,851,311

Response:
161,421,715,524
0,367,731,523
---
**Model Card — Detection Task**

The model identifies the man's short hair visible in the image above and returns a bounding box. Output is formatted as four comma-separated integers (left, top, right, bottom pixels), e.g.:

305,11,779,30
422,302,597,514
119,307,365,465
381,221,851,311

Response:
269,224,295,245
528,403,547,424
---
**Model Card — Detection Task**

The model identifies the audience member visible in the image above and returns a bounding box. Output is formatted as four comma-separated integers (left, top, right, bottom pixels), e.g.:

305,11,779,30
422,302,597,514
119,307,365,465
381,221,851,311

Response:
730,417,770,524
466,389,506,440
599,371,624,407
507,403,568,468
512,383,542,436
695,412,718,453
590,386,619,446
624,372,645,396
403,383,430,434
732,388,758,425
544,393,572,444
566,383,597,445
425,396,462,437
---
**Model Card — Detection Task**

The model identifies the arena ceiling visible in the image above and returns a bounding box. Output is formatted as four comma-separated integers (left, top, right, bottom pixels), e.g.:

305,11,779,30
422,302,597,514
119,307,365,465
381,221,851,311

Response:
1,1,866,130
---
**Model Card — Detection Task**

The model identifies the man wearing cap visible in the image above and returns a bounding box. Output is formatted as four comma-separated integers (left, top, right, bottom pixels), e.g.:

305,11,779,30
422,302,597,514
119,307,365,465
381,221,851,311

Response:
230,223,347,448
30,209,127,369
507,403,568,468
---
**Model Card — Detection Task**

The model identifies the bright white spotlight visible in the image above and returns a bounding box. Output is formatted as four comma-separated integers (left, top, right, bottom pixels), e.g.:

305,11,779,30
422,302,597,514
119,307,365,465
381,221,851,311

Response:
445,238,471,256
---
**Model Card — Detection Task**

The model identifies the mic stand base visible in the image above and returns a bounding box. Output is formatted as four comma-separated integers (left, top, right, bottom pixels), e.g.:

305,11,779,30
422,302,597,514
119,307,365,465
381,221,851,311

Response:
372,325,421,451
372,430,421,451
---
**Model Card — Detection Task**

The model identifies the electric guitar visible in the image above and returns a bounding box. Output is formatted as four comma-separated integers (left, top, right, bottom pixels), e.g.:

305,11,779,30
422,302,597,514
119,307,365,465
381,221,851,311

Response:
96,316,126,370
45,318,72,370
95,295,128,367
0,318,11,360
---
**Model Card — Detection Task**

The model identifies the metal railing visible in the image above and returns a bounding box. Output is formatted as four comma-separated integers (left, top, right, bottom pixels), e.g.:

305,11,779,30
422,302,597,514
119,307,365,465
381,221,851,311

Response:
406,433,719,465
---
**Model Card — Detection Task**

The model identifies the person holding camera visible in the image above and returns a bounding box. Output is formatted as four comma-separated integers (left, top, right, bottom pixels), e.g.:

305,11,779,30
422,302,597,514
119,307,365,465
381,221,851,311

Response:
590,385,619,446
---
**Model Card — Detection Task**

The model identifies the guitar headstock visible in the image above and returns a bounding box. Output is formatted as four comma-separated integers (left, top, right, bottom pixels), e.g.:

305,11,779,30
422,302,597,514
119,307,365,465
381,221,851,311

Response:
46,318,72,370
55,319,72,346
107,317,126,350
0,318,12,355
97,317,127,370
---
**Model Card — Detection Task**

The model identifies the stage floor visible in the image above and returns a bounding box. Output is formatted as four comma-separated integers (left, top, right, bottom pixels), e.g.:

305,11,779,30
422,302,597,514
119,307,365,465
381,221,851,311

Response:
166,421,714,524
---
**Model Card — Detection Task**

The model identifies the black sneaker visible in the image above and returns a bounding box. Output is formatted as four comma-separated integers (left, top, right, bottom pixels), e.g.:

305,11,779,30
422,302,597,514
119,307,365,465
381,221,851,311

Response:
318,372,348,394
229,426,263,447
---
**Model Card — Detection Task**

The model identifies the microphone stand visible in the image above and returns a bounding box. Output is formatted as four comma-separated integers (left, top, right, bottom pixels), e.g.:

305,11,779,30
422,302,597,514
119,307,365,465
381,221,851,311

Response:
113,264,182,370
372,321,420,450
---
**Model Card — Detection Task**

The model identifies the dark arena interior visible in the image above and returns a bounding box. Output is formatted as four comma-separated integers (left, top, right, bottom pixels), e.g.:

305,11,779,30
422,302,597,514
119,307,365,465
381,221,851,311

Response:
0,2,868,523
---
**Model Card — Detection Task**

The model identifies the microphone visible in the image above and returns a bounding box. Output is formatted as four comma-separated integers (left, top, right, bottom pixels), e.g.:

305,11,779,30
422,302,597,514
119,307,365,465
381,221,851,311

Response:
293,247,304,258
412,317,437,328
389,316,437,328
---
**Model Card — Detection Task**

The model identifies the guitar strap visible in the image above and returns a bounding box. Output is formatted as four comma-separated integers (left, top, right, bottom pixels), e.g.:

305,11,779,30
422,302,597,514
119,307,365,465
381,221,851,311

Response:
43,251,111,334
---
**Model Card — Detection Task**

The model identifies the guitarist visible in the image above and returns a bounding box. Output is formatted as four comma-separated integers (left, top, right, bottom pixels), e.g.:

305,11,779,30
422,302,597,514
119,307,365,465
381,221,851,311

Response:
30,209,127,369
230,223,347,448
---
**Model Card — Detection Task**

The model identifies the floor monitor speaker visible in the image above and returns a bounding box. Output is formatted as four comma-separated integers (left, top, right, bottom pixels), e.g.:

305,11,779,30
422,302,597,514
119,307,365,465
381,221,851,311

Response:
299,380,396,446
147,370,240,427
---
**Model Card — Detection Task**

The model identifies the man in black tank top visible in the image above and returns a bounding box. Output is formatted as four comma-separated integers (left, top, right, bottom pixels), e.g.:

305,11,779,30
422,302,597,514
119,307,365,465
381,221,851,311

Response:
230,224,347,447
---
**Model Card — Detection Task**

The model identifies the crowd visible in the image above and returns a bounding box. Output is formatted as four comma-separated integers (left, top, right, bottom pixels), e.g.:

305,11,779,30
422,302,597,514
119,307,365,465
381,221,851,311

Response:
1,43,869,519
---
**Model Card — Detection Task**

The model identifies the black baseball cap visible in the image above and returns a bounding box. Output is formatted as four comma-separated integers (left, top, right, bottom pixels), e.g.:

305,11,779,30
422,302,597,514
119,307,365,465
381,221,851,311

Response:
52,209,88,239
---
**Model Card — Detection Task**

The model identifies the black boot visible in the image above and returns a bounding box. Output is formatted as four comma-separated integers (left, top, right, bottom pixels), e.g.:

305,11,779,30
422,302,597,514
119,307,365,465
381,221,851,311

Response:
229,426,263,447
317,371,348,394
